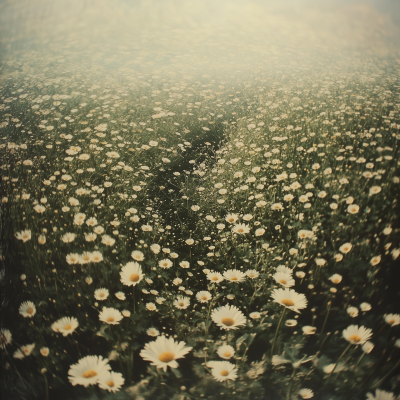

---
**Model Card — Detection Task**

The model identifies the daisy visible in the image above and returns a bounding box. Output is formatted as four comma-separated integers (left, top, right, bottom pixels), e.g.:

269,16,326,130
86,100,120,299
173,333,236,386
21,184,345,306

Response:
140,336,192,371
329,274,342,284
276,265,293,275
179,261,190,268
159,259,173,269
150,244,161,254
40,347,50,356
347,307,359,318
94,288,109,301
131,250,144,261
80,252,93,264
284,194,294,201
347,204,360,214
370,256,381,266
223,269,246,283
120,262,144,286
246,270,259,279
255,228,265,236
146,327,160,337
217,345,235,360
298,230,313,239
19,301,36,318
362,341,374,354
146,303,157,311
68,355,110,387
85,233,97,242
342,325,372,345
101,235,115,246
15,230,32,242
93,226,104,234
302,326,316,335
74,213,86,225
369,186,381,196
174,296,190,309
250,312,261,319
33,204,46,213
62,233,76,243
298,388,314,399
211,304,247,330
271,203,283,211
207,271,224,284
273,272,295,288
271,288,308,313
99,307,123,325
232,223,250,234
360,302,372,312
196,291,212,303
384,314,400,327
115,292,126,301
66,253,81,264
339,243,352,254
225,213,238,223
86,217,98,227
98,371,124,393
285,319,298,327
54,317,79,336
91,251,103,263
0,329,12,349
366,389,396,400
210,361,238,382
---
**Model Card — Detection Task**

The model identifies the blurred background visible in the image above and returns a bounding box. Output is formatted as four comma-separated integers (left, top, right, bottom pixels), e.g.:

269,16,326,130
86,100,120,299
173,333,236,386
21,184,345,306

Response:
1,0,399,76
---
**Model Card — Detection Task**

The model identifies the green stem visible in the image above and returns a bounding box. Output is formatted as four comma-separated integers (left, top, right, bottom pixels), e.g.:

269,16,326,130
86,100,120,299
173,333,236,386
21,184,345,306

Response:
44,373,49,400
270,307,286,359
133,286,136,314
287,367,296,400
319,301,331,338
369,359,400,391
354,352,365,371
327,343,352,379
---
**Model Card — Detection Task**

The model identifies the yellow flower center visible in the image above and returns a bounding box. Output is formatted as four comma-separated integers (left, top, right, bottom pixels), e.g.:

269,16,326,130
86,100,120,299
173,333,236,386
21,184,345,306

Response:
130,274,140,282
221,317,235,326
388,319,395,325
201,296,207,300
237,229,244,233
281,299,295,307
158,351,175,363
82,369,97,378
212,276,218,281
220,370,229,376
64,324,72,330
27,307,34,315
179,302,184,307
279,279,287,285
349,334,361,342
230,277,238,281
223,351,231,357
107,317,115,322
106,380,115,387
99,293,104,297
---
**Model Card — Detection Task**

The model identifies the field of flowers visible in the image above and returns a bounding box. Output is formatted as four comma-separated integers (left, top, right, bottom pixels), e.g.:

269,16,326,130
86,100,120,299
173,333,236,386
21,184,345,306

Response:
1,49,400,400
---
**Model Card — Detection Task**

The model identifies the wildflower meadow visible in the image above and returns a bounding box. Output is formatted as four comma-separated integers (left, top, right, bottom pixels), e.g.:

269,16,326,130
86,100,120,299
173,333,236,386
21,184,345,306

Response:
1,1,400,399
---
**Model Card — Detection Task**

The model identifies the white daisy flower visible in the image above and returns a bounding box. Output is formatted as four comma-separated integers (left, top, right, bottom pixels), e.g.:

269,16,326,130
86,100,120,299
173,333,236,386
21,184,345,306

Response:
120,262,144,286
98,371,124,393
68,355,110,387
99,307,123,325
140,336,192,371
211,304,246,330
209,361,238,382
